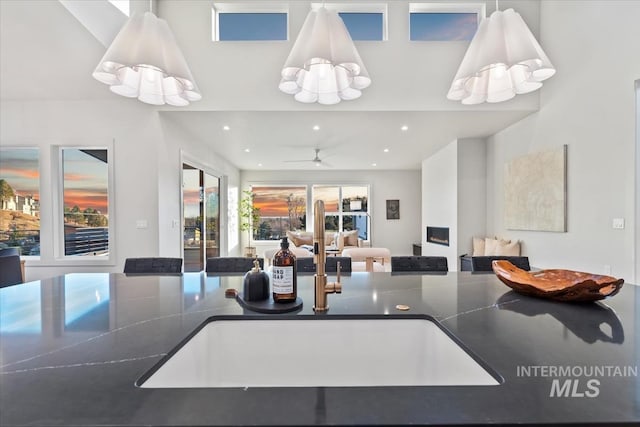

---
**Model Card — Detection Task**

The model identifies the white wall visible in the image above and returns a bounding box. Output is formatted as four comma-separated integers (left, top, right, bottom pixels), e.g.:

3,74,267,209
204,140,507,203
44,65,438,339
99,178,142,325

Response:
457,138,487,257
421,138,487,271
486,1,640,280
241,169,422,257
421,141,458,267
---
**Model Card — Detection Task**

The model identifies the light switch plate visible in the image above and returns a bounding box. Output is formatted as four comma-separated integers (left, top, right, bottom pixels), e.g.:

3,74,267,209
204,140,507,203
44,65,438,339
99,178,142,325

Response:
612,218,625,229
136,220,148,229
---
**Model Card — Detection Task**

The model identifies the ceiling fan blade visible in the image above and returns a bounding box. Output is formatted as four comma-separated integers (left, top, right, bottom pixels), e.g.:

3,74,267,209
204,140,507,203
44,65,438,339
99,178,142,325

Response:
284,148,326,164
320,161,334,168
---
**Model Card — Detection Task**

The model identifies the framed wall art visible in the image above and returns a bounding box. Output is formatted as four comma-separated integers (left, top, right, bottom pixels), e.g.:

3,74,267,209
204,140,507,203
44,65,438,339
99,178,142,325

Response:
386,199,400,220
504,145,567,232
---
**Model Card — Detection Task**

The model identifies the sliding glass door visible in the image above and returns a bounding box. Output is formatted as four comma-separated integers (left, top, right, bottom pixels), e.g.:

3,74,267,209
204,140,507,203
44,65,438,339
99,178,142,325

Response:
183,164,220,272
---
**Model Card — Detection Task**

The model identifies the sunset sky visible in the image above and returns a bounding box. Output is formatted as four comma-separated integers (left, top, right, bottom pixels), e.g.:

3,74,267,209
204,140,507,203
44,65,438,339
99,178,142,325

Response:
0,149,109,214
252,186,369,216
63,149,108,214
253,186,307,217
0,149,40,200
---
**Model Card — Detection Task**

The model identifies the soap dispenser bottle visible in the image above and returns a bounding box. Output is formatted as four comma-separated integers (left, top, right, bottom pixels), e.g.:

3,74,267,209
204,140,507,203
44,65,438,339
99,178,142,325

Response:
272,237,297,303
243,259,270,301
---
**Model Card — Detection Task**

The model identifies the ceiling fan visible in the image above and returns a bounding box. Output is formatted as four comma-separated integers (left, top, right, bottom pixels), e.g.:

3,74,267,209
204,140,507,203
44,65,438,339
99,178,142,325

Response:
285,148,333,167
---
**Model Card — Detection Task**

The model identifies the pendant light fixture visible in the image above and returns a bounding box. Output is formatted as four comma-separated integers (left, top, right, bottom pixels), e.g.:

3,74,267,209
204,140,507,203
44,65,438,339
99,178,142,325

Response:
279,5,371,105
92,4,201,106
447,2,555,105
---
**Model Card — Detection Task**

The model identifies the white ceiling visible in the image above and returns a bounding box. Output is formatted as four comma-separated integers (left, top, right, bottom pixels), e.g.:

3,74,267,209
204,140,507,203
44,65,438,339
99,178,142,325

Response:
0,0,540,171
161,110,532,170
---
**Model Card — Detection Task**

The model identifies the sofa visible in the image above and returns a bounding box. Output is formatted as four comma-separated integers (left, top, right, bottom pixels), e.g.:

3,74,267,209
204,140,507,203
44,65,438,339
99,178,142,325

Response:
285,230,362,251
460,236,527,271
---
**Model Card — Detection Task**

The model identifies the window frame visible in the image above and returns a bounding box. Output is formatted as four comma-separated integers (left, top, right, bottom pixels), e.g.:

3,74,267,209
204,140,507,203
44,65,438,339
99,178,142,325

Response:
52,144,115,265
408,2,485,42
250,184,308,242
212,2,289,42
312,2,388,41
0,147,41,259
312,184,371,242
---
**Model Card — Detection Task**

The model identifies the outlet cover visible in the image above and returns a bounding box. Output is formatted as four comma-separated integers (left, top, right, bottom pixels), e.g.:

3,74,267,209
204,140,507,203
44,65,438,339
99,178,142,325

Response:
612,218,625,229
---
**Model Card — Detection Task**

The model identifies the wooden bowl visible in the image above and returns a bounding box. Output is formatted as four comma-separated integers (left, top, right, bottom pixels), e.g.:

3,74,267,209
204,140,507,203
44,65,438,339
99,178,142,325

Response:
492,260,624,302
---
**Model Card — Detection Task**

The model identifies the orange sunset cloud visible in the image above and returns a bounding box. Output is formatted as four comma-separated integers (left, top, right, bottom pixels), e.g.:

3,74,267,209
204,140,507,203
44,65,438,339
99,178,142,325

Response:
64,189,108,212
183,189,200,205
0,167,39,179
64,173,96,182
253,187,307,217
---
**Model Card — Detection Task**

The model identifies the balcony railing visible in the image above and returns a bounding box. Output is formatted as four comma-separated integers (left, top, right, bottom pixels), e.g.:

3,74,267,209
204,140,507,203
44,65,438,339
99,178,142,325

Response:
0,229,40,255
64,227,109,256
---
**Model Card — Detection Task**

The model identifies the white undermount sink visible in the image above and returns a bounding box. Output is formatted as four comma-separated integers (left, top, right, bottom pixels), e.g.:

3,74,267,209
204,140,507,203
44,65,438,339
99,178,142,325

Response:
138,316,500,388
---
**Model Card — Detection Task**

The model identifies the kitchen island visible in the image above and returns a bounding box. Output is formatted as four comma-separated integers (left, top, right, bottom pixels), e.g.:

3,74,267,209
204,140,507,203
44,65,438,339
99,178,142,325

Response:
0,272,638,426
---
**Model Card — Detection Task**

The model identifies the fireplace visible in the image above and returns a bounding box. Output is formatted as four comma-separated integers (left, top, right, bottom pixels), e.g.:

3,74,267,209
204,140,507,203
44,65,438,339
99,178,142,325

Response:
426,226,449,247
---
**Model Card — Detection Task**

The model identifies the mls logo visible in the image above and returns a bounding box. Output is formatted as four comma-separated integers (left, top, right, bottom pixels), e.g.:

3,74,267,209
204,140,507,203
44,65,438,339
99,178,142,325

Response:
549,379,600,398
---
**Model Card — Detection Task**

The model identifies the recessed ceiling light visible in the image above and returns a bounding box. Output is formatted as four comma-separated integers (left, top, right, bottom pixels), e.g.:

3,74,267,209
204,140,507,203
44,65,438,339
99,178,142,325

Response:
372,163,377,167
312,125,320,131
401,125,408,131
223,125,230,131
244,148,250,153
258,163,263,167
383,148,389,153
315,163,320,167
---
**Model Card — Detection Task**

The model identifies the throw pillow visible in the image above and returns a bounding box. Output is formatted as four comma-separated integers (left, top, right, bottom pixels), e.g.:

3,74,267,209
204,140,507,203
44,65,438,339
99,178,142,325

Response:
286,230,313,247
472,237,485,256
495,240,521,256
343,230,359,247
333,232,344,250
484,237,499,256
325,232,336,246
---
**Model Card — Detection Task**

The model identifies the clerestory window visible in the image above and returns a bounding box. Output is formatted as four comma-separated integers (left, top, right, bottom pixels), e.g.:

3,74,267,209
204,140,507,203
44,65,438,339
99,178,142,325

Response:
212,3,289,41
409,3,484,41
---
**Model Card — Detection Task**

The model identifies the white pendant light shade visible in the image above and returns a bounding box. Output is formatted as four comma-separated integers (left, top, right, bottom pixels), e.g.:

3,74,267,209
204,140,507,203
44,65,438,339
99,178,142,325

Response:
279,7,371,105
447,8,555,105
93,12,201,106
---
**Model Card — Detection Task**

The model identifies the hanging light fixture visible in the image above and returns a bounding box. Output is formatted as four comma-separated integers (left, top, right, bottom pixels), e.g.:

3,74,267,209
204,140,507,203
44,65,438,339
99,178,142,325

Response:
92,10,201,106
447,5,555,105
279,6,371,105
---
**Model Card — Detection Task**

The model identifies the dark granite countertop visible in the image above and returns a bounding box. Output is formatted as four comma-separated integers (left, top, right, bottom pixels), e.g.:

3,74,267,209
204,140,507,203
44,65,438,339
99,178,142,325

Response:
0,272,638,426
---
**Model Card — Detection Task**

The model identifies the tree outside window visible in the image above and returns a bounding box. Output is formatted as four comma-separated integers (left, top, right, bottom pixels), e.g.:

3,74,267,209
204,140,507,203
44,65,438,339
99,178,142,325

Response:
0,149,40,255
252,186,307,240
